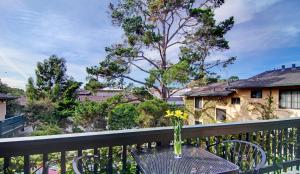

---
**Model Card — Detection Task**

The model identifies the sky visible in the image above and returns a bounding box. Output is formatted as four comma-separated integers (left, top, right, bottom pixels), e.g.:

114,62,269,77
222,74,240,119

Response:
0,0,299,89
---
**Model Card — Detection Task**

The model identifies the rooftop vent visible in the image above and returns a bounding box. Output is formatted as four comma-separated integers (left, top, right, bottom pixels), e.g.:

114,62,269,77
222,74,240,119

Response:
281,65,285,71
292,64,296,69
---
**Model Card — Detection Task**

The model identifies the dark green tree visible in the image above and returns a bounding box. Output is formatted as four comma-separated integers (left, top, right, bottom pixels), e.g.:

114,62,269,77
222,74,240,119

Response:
26,77,38,101
34,55,68,101
84,78,106,94
55,79,82,119
88,0,235,101
228,76,239,82
108,103,139,130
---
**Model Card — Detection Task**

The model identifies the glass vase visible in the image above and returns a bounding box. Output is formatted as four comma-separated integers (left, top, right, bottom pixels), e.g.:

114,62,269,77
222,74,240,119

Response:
173,120,182,159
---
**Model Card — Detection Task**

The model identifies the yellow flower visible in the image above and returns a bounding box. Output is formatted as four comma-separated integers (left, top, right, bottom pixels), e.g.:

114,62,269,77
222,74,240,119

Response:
174,110,183,118
165,110,174,118
183,112,188,120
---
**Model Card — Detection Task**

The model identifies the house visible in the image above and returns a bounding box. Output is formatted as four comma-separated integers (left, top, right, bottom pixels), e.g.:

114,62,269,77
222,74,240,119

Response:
0,93,18,121
183,64,300,124
77,88,140,103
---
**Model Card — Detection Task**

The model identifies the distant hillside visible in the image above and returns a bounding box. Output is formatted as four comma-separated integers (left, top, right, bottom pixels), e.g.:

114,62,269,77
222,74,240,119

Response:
0,79,24,96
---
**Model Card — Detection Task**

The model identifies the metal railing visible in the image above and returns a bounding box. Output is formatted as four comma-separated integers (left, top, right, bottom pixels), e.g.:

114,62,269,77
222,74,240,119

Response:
0,115,25,137
0,118,299,174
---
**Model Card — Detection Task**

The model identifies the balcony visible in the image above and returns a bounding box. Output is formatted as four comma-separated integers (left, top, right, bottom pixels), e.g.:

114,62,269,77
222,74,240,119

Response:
0,118,299,174
0,115,25,138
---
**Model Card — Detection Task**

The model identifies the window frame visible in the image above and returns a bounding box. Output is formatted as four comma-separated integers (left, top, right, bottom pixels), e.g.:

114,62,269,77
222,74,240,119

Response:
231,97,241,105
194,97,202,109
251,89,263,98
216,108,226,122
279,89,300,109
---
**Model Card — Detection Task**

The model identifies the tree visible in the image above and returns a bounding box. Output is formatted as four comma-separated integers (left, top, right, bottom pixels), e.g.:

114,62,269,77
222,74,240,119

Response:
228,76,239,82
137,98,170,127
131,86,154,101
84,78,106,93
249,94,277,120
88,0,235,101
55,79,82,119
26,77,38,101
25,55,82,123
34,55,69,101
108,103,139,130
0,79,24,96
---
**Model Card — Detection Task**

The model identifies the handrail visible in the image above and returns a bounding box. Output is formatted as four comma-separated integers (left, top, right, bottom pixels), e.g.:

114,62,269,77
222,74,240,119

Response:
0,114,25,137
0,118,299,157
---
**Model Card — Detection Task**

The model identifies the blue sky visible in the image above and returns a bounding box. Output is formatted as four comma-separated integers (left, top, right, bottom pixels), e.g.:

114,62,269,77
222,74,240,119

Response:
0,0,299,89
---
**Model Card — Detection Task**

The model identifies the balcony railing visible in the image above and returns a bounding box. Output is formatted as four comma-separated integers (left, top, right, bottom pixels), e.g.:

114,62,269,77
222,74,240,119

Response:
0,115,25,138
0,118,299,174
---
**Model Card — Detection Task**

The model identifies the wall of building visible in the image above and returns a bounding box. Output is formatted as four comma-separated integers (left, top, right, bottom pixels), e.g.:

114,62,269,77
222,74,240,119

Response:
0,100,6,121
185,87,300,125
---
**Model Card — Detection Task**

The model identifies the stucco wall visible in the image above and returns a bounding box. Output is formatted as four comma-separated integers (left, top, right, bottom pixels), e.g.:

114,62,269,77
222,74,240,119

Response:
185,87,300,125
184,97,195,125
0,100,6,121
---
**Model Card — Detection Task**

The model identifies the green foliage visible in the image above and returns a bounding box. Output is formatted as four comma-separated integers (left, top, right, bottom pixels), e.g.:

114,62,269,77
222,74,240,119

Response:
26,77,38,101
137,98,170,128
89,0,235,100
55,80,82,119
25,55,82,130
108,103,139,130
131,86,153,101
28,55,81,103
31,123,62,136
74,100,108,129
0,79,24,96
228,76,239,82
24,98,57,128
249,94,278,120
84,78,106,93
35,55,68,99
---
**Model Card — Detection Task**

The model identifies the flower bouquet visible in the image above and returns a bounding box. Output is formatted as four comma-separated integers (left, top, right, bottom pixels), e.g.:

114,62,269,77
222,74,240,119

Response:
165,110,188,159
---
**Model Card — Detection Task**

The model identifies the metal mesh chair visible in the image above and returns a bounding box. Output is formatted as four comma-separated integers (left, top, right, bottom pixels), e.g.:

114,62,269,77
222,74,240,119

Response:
73,155,102,174
207,140,266,174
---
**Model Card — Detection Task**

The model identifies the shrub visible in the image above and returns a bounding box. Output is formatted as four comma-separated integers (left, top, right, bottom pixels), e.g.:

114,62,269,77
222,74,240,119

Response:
108,103,139,130
31,124,62,136
74,100,108,129
24,98,56,128
137,98,171,128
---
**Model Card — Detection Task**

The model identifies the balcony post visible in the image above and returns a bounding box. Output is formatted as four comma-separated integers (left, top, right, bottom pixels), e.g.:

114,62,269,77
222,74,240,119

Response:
296,127,300,159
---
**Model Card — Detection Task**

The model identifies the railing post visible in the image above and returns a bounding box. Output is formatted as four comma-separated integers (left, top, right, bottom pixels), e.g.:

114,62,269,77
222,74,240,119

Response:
24,155,30,174
296,127,300,159
3,157,10,174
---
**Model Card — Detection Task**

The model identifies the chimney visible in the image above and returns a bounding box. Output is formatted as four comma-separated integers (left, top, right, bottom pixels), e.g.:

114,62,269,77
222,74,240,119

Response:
281,65,285,70
292,64,296,69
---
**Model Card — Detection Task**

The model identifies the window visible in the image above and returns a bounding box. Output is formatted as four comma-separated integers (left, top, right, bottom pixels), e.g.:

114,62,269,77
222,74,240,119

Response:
279,90,300,109
216,108,226,122
251,89,262,98
195,97,202,109
195,120,202,125
231,97,240,104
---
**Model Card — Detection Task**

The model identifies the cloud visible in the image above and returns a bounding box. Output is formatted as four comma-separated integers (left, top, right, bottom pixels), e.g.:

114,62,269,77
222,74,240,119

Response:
214,0,300,54
214,0,282,24
0,77,27,89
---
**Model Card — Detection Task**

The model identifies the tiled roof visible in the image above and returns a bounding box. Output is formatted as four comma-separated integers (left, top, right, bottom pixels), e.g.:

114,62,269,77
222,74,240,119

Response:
183,65,300,97
0,93,18,100
183,82,234,97
229,66,300,89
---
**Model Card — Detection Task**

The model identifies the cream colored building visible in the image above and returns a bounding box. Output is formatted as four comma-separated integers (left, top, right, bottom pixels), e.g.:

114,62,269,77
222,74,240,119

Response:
0,93,17,121
184,65,300,124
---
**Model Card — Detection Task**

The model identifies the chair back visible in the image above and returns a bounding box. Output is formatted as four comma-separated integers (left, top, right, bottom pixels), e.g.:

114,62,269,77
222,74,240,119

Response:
207,140,266,174
73,155,102,174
